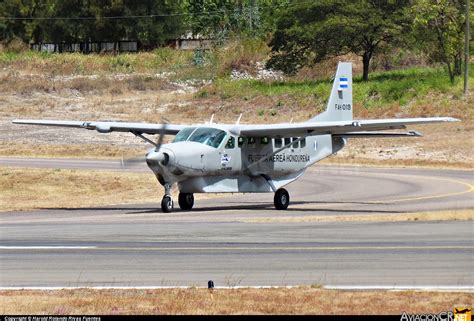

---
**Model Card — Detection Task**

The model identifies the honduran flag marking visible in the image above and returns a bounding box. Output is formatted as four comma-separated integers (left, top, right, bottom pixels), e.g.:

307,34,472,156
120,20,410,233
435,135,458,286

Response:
339,77,348,89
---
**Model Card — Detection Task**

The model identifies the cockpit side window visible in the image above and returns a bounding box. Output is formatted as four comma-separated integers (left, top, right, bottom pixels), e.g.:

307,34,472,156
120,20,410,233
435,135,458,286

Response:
225,136,235,149
173,127,196,143
188,127,227,148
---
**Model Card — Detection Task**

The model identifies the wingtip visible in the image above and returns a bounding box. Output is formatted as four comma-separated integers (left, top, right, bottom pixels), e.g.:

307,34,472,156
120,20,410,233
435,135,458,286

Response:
12,119,26,124
446,117,461,122
409,130,423,137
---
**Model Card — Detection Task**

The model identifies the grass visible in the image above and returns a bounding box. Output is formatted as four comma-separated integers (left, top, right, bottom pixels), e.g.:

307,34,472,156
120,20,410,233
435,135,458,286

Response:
197,64,473,120
0,38,268,79
0,167,159,212
0,288,471,314
0,50,194,75
0,144,146,159
243,209,474,224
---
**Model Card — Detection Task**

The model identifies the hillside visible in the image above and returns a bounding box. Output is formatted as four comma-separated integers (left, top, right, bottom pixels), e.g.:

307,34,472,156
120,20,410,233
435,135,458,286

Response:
0,48,472,168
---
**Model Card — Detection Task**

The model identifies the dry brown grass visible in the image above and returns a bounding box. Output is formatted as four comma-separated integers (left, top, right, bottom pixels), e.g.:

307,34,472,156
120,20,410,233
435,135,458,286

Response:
0,72,174,96
0,167,159,212
244,209,474,224
0,288,471,315
0,143,145,159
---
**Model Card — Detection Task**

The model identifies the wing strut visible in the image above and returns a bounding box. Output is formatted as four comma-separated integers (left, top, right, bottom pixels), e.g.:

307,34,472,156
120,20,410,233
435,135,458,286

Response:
261,174,277,192
131,131,157,147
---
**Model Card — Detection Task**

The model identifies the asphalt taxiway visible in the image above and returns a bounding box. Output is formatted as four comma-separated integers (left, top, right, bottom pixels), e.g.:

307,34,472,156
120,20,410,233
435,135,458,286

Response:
0,158,472,288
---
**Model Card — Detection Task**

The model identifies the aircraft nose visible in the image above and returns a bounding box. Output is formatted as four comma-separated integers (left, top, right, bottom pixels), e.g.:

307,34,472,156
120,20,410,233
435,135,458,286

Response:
146,150,169,166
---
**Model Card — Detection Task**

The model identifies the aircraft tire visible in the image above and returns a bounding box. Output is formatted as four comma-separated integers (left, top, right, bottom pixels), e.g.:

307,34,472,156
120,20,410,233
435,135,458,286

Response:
178,193,194,210
274,188,290,210
161,195,174,213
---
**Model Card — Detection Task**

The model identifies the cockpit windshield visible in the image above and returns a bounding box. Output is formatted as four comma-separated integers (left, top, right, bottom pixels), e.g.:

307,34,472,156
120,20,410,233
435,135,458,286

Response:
173,127,196,143
173,127,227,148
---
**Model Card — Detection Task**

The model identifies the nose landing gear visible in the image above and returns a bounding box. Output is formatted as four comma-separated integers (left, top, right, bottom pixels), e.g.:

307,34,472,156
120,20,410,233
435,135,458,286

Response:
161,183,174,213
161,195,174,212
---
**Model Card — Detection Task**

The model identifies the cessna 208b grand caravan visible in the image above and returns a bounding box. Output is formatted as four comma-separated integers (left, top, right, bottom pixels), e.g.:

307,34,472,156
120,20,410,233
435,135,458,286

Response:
14,62,458,212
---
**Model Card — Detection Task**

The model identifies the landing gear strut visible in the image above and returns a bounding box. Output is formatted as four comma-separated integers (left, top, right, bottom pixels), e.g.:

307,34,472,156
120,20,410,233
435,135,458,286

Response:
178,193,194,210
161,183,174,213
274,188,290,210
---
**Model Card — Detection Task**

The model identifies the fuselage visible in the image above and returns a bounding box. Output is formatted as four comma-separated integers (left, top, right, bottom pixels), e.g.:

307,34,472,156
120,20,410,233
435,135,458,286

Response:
146,126,346,193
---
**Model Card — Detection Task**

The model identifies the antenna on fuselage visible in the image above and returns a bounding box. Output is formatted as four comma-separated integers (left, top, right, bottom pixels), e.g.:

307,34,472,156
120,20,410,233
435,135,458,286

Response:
236,113,243,124
209,114,215,124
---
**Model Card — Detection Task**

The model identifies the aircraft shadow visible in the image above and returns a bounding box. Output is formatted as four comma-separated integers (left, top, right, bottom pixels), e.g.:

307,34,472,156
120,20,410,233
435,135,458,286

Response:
188,205,403,214
41,201,401,215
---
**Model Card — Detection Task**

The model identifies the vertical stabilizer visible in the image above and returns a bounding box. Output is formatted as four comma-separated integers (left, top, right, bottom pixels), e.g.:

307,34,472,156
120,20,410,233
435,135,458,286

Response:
309,62,353,122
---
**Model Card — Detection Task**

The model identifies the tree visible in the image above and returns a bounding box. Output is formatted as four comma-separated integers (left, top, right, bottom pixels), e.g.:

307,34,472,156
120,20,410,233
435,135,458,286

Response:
267,0,410,80
120,0,185,48
410,0,466,83
185,0,289,40
42,0,95,43
0,0,52,43
1,0,185,48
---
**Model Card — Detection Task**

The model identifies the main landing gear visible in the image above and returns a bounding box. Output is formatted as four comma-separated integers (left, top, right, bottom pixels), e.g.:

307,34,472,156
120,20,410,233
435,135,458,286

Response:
160,183,195,213
274,188,290,210
178,192,194,210
161,185,288,212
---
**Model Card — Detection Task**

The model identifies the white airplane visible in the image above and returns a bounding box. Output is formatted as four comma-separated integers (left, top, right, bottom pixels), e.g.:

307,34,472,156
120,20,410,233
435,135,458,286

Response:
13,62,459,212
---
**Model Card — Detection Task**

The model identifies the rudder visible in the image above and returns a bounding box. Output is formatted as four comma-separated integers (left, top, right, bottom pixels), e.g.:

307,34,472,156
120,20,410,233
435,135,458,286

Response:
310,62,353,122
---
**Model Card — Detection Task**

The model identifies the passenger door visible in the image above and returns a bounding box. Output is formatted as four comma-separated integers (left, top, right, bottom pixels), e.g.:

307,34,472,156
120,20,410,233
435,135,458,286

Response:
219,135,241,174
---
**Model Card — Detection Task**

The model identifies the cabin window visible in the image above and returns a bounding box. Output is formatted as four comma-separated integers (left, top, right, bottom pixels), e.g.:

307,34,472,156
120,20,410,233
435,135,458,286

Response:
274,138,282,148
300,138,306,148
284,137,291,146
225,136,235,149
292,137,299,148
261,137,269,145
238,136,245,147
248,137,255,145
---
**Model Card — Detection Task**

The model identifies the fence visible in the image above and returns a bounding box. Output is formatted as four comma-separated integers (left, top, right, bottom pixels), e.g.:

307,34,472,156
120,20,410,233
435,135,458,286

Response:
30,41,138,53
30,38,214,53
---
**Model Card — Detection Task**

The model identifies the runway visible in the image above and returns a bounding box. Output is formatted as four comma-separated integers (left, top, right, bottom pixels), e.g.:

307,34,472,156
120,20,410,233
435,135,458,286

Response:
0,158,473,288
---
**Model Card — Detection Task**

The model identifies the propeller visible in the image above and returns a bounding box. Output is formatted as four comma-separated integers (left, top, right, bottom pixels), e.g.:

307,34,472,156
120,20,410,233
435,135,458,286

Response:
120,156,145,169
154,117,169,152
121,118,169,169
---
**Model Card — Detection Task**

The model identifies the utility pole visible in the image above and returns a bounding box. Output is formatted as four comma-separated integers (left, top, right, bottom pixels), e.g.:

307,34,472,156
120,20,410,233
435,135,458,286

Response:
464,0,470,96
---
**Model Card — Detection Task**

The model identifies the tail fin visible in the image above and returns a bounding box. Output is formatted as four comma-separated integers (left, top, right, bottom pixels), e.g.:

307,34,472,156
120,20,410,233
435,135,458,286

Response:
310,62,352,122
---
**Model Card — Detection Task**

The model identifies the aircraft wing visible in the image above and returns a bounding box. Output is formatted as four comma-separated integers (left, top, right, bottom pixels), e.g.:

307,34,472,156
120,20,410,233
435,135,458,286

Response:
229,117,459,137
12,119,187,135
